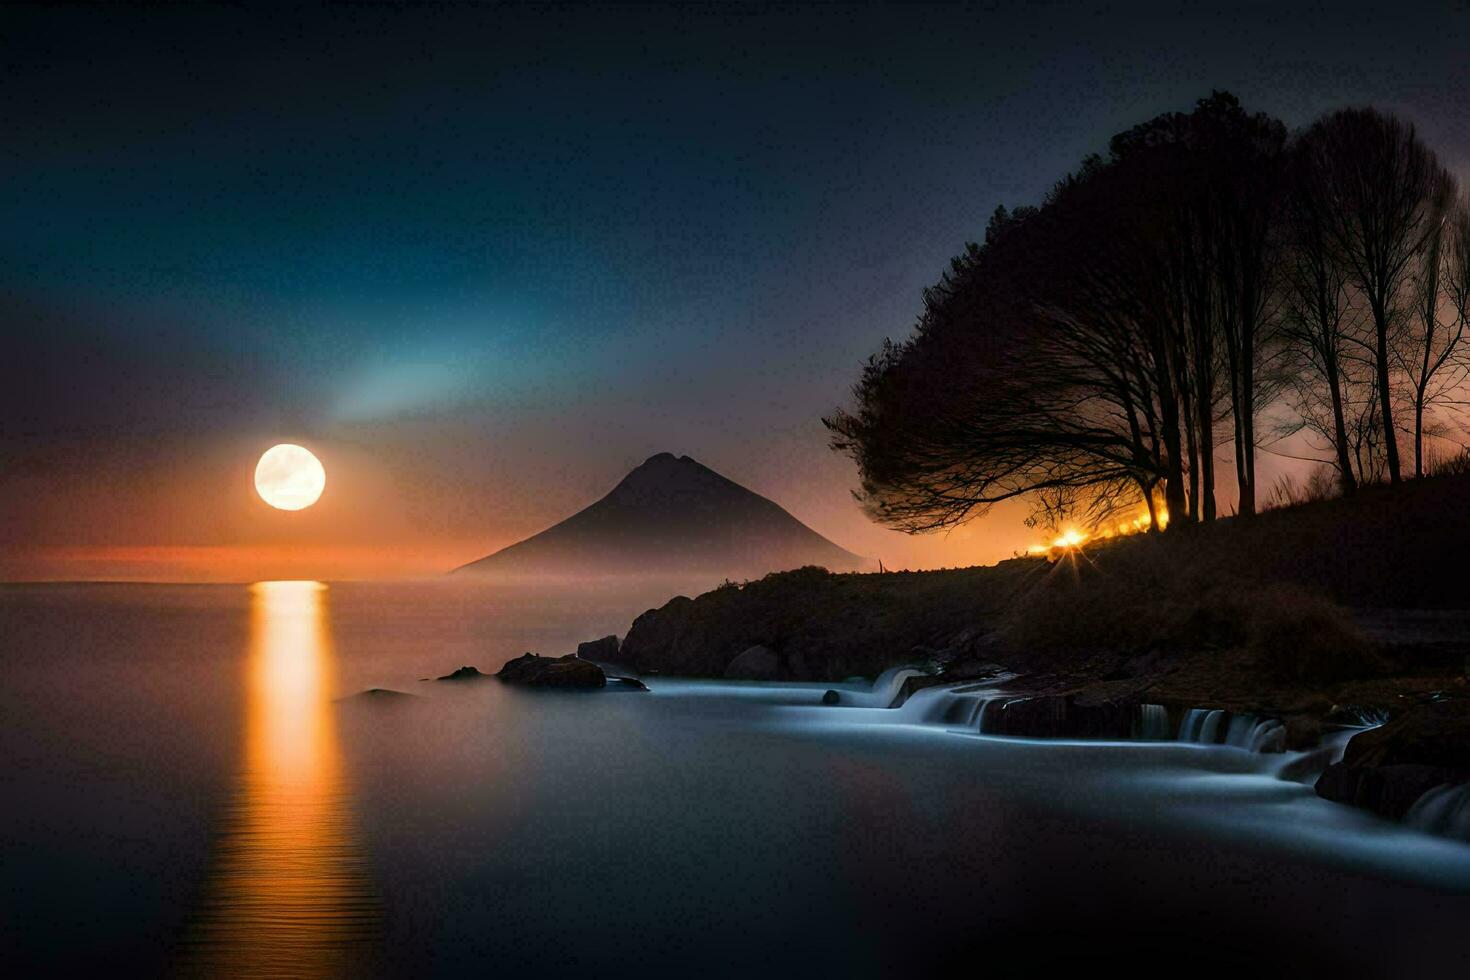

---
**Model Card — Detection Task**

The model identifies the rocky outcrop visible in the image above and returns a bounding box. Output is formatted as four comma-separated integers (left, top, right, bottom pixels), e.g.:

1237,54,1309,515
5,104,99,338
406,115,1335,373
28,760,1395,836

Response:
1315,698,1470,820
340,688,417,701
577,635,621,662
496,652,607,689
617,564,1021,680
724,645,780,680
436,666,491,682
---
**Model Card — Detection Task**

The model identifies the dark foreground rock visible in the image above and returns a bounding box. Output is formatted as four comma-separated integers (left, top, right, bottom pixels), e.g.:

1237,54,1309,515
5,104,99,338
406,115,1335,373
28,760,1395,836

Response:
608,675,650,691
497,652,607,689
340,688,417,701
617,564,1024,680
1315,699,1470,820
979,695,1138,739
435,666,491,681
577,635,621,662
725,644,781,680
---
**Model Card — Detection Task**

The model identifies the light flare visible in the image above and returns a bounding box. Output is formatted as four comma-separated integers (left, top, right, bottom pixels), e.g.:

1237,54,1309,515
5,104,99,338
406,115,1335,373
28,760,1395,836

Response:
1025,504,1169,560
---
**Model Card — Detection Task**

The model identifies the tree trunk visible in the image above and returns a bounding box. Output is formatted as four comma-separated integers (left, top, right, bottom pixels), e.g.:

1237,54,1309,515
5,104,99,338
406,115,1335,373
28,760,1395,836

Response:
1140,478,1160,533
1324,347,1357,493
1414,388,1426,478
1372,298,1402,483
1238,330,1256,517
1160,397,1187,528
1196,358,1216,522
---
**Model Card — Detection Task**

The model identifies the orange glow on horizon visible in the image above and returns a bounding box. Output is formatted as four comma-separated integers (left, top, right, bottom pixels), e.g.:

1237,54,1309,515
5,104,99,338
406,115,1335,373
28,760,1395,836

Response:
0,544,472,582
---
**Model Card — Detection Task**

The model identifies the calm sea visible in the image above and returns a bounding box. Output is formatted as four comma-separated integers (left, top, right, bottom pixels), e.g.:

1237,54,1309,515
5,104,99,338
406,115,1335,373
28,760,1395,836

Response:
3,580,1468,977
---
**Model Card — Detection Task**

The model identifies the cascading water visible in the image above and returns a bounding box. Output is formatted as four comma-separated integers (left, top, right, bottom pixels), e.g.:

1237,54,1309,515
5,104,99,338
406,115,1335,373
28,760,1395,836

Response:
1199,709,1225,744
1274,728,1360,784
1177,707,1211,742
894,681,1011,731
843,666,930,708
1136,703,1171,740
1175,708,1286,752
1405,783,1470,842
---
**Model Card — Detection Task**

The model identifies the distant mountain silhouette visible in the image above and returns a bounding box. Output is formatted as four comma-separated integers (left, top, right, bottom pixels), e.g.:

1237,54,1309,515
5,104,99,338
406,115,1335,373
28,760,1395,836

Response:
453,453,865,579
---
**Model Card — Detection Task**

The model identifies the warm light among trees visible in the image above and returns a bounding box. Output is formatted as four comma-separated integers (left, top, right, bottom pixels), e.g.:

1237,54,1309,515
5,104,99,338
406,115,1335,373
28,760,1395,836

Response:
826,93,1470,540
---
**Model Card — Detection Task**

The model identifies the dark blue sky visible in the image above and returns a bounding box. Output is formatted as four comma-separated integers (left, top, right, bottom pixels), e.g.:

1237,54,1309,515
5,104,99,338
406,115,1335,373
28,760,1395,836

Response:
4,2,1469,577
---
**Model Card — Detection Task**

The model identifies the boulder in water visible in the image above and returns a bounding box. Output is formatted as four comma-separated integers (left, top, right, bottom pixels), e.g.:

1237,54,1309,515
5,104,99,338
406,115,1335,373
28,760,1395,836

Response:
1315,699,1470,820
821,689,841,706
724,645,781,680
577,635,621,662
609,675,649,691
436,666,491,682
497,652,607,689
340,688,417,701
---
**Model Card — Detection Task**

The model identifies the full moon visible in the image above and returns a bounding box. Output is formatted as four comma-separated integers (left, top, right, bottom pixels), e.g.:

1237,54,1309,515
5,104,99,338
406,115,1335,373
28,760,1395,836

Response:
254,444,326,511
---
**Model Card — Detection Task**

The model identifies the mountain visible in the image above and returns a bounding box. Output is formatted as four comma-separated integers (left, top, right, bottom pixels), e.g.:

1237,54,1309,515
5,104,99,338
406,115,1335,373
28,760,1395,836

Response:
452,453,866,580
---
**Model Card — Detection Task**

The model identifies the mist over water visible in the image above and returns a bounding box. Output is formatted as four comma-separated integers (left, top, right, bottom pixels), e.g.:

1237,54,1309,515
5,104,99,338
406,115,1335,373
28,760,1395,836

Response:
3,581,1469,977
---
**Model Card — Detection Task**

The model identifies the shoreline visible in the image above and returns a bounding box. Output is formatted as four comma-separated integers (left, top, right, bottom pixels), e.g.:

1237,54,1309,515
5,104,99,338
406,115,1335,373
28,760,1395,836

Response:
572,475,1470,842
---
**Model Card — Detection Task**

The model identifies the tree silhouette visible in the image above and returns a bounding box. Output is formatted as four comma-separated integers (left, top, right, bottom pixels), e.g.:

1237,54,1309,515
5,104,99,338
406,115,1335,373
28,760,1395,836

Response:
1293,108,1453,484
829,96,1468,542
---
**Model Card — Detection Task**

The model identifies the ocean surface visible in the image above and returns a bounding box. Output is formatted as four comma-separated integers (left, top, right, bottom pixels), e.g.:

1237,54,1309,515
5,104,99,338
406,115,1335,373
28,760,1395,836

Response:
3,580,1468,977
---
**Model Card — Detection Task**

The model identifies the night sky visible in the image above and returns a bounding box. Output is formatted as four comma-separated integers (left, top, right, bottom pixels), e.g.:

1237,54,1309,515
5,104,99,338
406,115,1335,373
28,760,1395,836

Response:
5,3,1469,580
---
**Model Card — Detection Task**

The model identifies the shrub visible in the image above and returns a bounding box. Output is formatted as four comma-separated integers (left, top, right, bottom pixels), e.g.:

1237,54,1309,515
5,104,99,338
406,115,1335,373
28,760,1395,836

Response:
1245,585,1382,683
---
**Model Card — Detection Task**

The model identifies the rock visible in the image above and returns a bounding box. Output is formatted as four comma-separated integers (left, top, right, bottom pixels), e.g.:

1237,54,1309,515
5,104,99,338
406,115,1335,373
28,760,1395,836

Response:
339,688,416,701
436,666,490,682
724,644,781,680
943,660,1011,681
609,675,649,691
1315,763,1455,820
821,689,841,705
1315,699,1470,820
496,652,607,689
577,635,620,662
980,695,1137,739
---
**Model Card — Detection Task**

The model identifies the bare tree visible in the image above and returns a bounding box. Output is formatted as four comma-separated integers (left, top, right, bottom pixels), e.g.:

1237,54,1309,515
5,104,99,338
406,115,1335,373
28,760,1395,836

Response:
1400,180,1463,476
1279,137,1360,492
1294,108,1453,484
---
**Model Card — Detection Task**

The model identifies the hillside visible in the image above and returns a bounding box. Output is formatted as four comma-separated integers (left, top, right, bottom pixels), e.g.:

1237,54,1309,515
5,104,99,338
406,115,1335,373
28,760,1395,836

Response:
453,453,865,580
615,471,1470,686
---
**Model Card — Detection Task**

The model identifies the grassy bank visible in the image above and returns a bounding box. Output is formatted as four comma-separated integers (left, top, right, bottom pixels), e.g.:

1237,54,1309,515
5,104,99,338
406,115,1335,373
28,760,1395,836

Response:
617,472,1470,735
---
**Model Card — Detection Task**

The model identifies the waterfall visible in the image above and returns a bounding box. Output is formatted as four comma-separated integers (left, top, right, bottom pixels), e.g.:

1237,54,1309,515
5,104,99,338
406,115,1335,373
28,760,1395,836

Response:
887,680,1011,733
1177,707,1285,752
842,667,929,708
1405,783,1470,842
1177,708,1212,742
894,686,979,725
1340,705,1391,728
1224,714,1256,746
1136,704,1171,740
1274,728,1358,783
975,697,1016,734
1246,719,1286,752
1198,709,1225,744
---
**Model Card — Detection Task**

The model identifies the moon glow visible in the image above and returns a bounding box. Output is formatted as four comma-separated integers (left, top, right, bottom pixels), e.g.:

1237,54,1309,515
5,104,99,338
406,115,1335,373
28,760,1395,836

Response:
254,444,326,511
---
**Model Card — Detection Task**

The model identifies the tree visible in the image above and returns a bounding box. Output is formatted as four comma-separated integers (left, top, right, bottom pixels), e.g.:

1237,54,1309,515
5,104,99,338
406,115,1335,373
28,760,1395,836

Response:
826,95,1289,535
1401,180,1463,476
1278,135,1361,492
1294,108,1453,484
